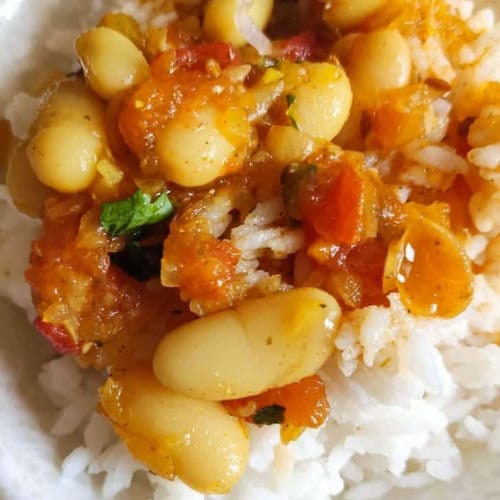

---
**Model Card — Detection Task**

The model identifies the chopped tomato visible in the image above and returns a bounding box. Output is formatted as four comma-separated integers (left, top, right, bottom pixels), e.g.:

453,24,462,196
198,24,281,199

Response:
119,71,206,158
162,233,242,313
273,31,329,62
175,42,240,69
34,317,81,354
309,238,389,308
150,42,240,77
369,84,434,150
376,182,407,243
119,78,180,157
302,165,366,245
223,375,330,429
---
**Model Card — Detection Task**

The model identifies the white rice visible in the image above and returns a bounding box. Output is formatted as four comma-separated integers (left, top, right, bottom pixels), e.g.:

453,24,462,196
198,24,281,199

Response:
2,0,500,499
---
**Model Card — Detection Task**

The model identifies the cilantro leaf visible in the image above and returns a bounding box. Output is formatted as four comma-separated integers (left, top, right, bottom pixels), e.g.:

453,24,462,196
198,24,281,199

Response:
252,404,286,425
281,163,317,220
110,242,163,282
285,94,299,130
285,93,296,107
259,56,280,69
100,190,174,237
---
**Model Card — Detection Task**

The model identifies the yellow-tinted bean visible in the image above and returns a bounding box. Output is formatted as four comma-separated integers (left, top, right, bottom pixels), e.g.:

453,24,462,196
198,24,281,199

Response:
153,287,340,400
35,79,105,134
76,27,150,100
100,367,249,494
347,29,411,107
99,12,143,48
6,145,53,217
323,0,387,29
331,33,361,66
156,106,251,187
333,98,364,150
203,0,273,47
286,62,352,141
264,125,316,163
27,120,103,193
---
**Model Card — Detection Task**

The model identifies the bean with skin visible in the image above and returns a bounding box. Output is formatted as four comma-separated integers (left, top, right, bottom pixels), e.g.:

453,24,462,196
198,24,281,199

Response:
75,27,150,100
27,120,103,193
156,105,252,187
35,79,106,133
264,125,316,164
203,0,273,47
323,0,387,30
99,367,249,495
99,12,143,48
346,29,411,107
25,79,107,193
153,287,341,400
284,62,352,141
7,145,53,217
331,33,361,67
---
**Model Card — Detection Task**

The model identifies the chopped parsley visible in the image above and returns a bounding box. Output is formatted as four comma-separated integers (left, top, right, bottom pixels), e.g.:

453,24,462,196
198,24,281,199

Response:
281,163,317,220
100,190,174,237
252,404,286,425
285,94,299,129
110,242,163,282
259,56,280,69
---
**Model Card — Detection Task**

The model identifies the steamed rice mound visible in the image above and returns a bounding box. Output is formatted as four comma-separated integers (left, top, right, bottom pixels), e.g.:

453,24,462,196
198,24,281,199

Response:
3,0,500,497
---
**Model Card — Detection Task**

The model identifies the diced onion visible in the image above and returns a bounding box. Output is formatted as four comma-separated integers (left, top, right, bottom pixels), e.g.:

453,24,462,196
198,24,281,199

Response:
234,0,272,55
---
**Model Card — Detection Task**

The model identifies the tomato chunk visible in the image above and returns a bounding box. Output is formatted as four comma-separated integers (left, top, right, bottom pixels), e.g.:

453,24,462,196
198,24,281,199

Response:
274,31,329,62
176,42,240,69
34,317,81,354
309,238,389,308
162,232,242,314
302,166,366,245
151,42,240,76
223,375,330,428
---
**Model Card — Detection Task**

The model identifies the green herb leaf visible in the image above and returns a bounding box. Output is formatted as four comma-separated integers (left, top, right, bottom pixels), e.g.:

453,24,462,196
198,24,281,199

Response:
252,404,286,425
285,94,299,130
110,242,163,282
100,190,174,237
281,163,317,220
259,56,280,69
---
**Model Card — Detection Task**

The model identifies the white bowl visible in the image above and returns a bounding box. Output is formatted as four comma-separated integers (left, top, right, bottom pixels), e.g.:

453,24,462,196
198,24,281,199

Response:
0,1,499,499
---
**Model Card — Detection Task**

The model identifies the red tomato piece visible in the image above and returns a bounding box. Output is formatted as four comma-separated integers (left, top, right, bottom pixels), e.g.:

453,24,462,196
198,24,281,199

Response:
34,317,81,354
150,43,240,77
274,31,329,62
175,42,240,70
303,166,365,245
223,375,330,428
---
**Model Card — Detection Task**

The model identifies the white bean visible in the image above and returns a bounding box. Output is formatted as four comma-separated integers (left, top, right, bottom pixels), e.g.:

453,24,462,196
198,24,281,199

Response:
35,79,105,133
285,62,352,141
156,105,252,187
347,29,411,107
323,0,387,29
99,367,249,494
76,27,150,100
264,125,316,163
6,145,53,217
153,287,340,400
203,0,273,47
27,120,103,193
